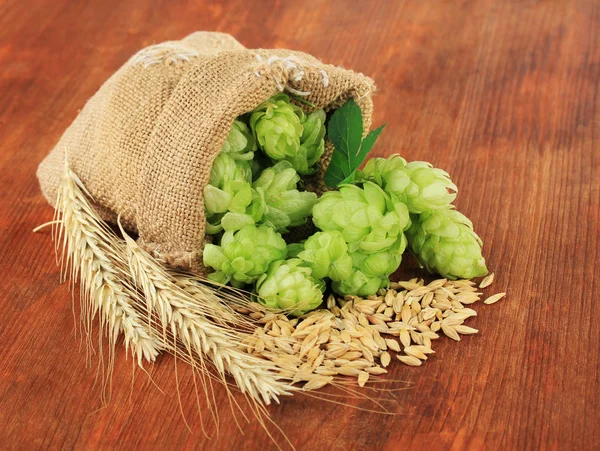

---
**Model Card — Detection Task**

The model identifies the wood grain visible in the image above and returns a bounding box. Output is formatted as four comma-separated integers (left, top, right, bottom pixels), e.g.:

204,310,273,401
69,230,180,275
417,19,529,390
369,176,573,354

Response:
0,0,598,449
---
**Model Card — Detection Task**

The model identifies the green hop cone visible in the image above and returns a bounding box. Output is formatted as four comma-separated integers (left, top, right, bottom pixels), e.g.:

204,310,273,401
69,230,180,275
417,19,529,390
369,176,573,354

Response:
256,258,324,317
250,94,304,162
220,119,257,161
297,230,353,281
406,208,488,280
204,153,263,234
208,149,252,187
360,155,457,214
312,181,410,254
359,154,409,190
203,224,288,287
332,235,407,296
292,109,326,174
253,161,318,232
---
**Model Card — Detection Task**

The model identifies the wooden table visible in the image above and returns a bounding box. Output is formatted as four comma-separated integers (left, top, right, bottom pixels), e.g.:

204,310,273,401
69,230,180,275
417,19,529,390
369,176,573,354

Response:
1,1,598,449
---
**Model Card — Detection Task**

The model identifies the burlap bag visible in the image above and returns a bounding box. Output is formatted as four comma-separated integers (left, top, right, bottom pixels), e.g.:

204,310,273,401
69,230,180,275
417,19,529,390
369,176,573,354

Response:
37,32,375,273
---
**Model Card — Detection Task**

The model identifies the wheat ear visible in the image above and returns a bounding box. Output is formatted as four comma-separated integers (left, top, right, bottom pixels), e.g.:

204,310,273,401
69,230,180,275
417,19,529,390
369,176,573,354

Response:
168,270,258,331
118,222,295,406
55,160,162,367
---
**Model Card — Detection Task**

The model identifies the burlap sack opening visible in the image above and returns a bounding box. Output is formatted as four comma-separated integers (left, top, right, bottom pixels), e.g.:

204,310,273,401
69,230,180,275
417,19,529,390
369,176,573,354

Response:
37,32,375,273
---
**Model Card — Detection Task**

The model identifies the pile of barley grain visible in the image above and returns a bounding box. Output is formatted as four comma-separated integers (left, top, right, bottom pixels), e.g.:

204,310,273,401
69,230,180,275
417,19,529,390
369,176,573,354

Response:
235,274,505,389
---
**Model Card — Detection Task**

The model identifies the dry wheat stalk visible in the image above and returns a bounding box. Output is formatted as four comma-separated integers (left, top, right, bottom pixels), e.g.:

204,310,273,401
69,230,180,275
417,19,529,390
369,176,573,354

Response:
55,161,162,369
168,271,257,331
119,223,296,405
56,161,301,408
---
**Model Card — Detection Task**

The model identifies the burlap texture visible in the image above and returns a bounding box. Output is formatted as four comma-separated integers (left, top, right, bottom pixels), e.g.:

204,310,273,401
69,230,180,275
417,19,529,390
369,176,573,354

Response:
37,32,375,272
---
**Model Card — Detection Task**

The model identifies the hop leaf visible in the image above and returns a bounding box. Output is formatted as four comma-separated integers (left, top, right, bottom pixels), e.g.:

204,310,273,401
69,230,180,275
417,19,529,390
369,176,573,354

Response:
406,208,487,280
312,181,410,254
253,161,318,232
250,94,304,161
204,153,263,234
297,230,353,281
256,259,324,316
360,155,457,214
324,98,385,187
221,119,257,161
203,224,288,287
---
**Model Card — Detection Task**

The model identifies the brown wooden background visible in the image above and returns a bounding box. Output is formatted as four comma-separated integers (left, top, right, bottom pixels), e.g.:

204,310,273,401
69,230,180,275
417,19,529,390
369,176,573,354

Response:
1,0,598,449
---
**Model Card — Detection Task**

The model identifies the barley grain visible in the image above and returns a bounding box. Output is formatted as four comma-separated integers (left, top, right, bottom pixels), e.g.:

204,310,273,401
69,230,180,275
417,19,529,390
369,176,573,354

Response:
394,281,421,290
337,367,362,377
393,293,404,313
479,273,495,288
400,329,411,348
408,286,431,298
442,316,464,327
404,346,428,360
357,371,369,387
484,292,506,305
401,303,412,323
366,366,388,375
303,376,334,391
441,325,461,341
427,279,447,290
410,331,424,345
380,351,391,367
234,271,500,391
385,338,400,352
384,290,395,306
455,325,479,335
397,355,422,366
315,367,337,376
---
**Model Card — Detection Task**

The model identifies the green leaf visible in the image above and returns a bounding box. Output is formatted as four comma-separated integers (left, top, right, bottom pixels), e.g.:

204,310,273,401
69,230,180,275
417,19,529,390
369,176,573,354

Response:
325,99,363,187
324,150,351,187
324,98,385,188
339,173,356,186
356,124,385,167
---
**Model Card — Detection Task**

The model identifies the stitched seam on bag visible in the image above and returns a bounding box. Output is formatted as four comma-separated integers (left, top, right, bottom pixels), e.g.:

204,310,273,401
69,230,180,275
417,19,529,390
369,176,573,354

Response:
130,42,200,68
253,54,330,96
